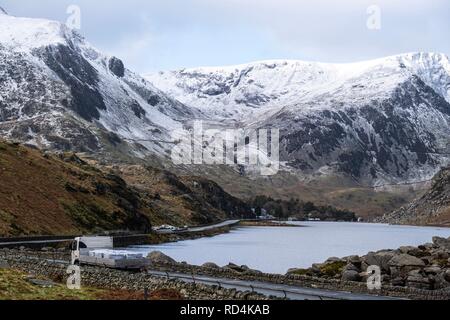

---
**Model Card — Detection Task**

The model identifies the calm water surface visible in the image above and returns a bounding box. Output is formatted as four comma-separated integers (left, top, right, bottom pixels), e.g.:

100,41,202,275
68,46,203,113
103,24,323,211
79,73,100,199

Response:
121,222,450,274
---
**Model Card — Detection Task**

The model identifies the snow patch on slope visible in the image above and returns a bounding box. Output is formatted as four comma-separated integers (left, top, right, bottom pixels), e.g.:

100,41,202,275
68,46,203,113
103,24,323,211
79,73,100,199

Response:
0,14,75,52
0,12,195,158
145,53,450,122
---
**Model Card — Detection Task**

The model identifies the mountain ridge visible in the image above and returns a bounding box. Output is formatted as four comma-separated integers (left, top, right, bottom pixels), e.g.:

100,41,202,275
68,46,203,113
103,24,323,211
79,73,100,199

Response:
2,11,450,220
145,52,450,121
0,12,200,160
0,140,251,236
147,53,450,187
377,166,450,226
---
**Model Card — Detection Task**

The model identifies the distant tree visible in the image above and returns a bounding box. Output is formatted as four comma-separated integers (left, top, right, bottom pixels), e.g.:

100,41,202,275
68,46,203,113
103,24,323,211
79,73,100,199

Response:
303,201,316,214
248,195,356,221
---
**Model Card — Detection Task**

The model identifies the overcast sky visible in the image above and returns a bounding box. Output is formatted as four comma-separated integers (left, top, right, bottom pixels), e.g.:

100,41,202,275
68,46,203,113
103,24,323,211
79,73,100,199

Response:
1,0,449,73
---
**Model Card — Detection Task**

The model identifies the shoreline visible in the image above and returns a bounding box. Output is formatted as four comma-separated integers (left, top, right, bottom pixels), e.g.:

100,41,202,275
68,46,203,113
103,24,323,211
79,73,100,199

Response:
116,220,304,247
1,227,449,300
2,240,450,300
2,220,450,250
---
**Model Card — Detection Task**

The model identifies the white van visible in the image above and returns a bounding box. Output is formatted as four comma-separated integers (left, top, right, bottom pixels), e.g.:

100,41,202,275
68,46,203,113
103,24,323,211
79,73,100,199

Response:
71,236,148,271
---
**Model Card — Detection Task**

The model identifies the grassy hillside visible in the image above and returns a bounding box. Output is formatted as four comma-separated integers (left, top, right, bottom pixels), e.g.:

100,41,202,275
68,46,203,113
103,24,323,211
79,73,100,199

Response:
166,164,424,220
0,140,152,236
0,268,182,300
378,167,450,226
0,141,252,236
109,165,251,226
0,268,106,300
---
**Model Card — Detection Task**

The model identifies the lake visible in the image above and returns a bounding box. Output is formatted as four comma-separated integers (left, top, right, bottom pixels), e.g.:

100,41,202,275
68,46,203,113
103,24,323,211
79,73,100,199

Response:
120,222,450,274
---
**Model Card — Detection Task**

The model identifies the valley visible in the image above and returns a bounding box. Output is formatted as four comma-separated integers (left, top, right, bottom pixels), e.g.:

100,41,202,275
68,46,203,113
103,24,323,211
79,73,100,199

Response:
2,9,450,228
2,1,450,305
0,140,251,236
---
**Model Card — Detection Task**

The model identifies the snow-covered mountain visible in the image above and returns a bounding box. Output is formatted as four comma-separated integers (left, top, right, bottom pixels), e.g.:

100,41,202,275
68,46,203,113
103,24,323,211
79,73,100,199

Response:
146,53,450,185
0,10,199,157
2,9,450,187
146,54,450,121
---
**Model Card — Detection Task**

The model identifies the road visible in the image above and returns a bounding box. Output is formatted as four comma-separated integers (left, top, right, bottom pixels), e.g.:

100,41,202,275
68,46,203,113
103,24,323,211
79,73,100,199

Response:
0,220,242,246
186,220,240,233
0,238,74,247
155,220,241,234
3,254,404,300
147,270,403,301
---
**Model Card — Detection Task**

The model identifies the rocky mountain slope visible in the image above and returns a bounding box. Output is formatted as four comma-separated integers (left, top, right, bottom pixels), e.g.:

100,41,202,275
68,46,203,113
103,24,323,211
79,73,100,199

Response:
0,140,250,236
3,9,450,221
0,140,152,236
378,167,450,226
106,165,251,226
2,10,450,189
0,9,199,160
147,53,450,186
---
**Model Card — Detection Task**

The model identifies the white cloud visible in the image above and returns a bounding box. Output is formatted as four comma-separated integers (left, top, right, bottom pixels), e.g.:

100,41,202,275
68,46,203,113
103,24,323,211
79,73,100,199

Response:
1,0,449,71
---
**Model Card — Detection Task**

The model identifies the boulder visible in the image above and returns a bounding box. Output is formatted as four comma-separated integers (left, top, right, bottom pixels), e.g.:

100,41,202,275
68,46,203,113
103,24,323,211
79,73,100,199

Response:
345,255,362,266
360,261,370,272
108,57,125,77
341,270,361,282
311,263,324,273
421,256,434,265
343,263,360,272
388,254,425,268
202,262,220,269
224,263,246,273
390,277,405,287
432,237,450,250
406,270,432,290
381,274,391,283
399,246,424,257
434,273,450,290
431,249,449,260
424,266,442,275
325,257,342,263
445,269,450,282
363,251,395,272
419,243,434,251
147,251,177,265
0,260,9,269
390,266,401,279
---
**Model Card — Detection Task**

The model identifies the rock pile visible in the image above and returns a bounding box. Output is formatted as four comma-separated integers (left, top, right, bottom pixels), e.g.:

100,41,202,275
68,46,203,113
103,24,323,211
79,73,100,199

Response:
147,251,177,265
377,167,450,226
146,251,263,274
288,237,450,290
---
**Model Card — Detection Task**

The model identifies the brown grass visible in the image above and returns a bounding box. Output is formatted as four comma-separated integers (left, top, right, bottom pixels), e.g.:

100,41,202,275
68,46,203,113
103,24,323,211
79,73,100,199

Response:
0,141,152,236
0,268,185,300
